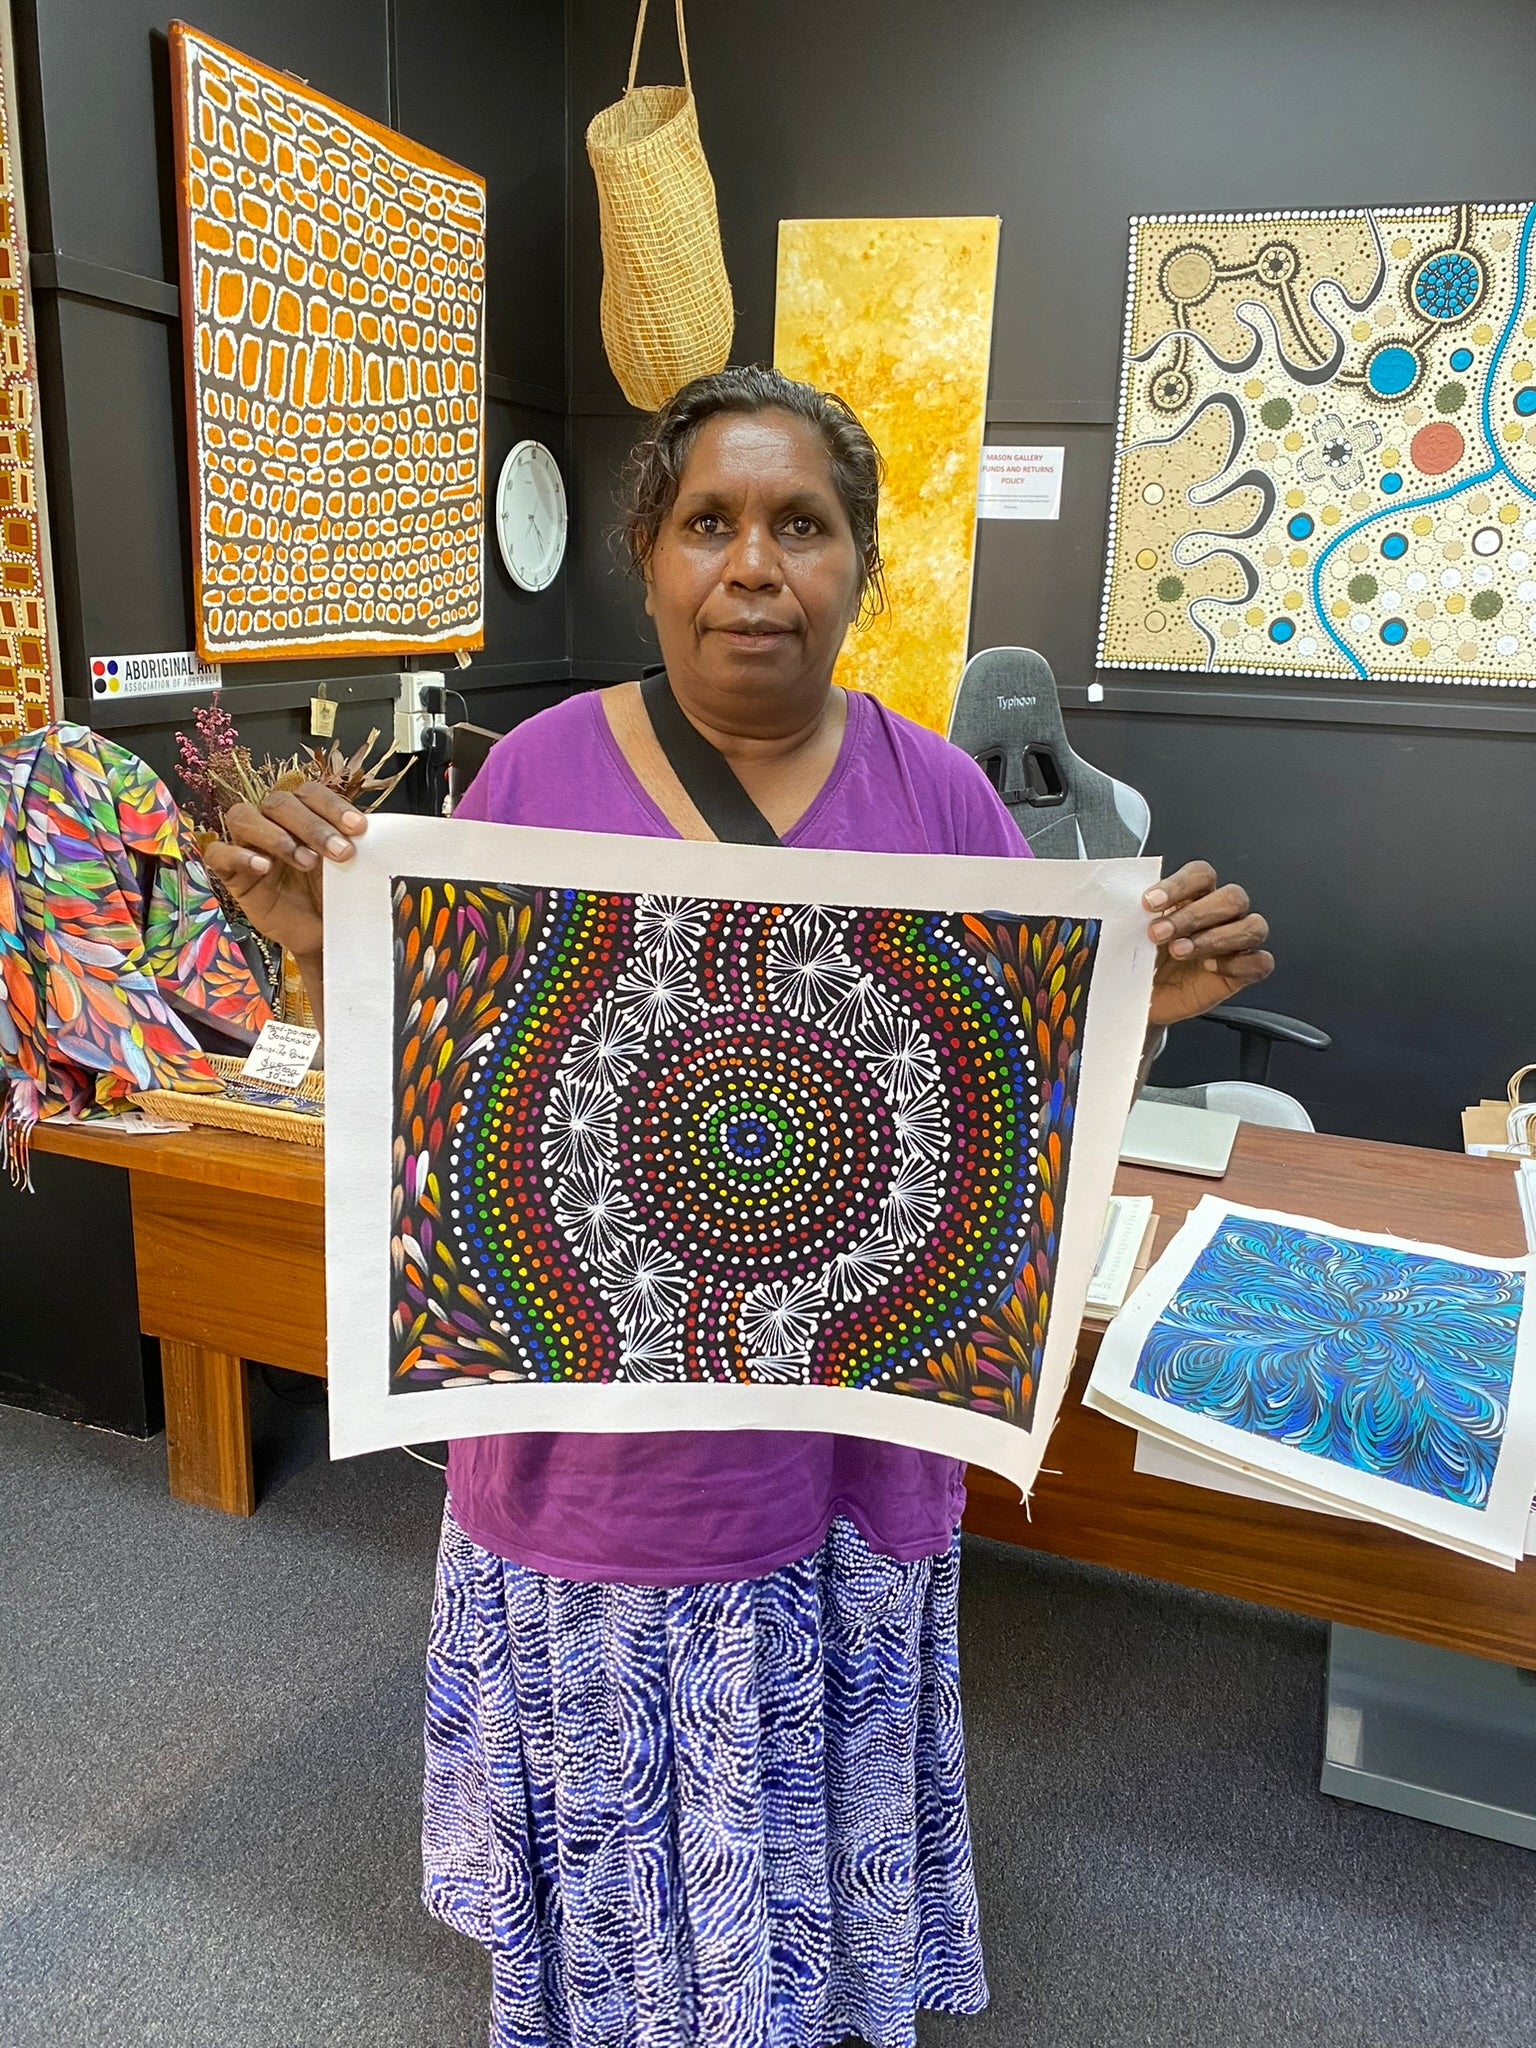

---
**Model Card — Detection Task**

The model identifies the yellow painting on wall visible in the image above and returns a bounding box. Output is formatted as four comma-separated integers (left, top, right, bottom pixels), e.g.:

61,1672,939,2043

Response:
774,217,999,732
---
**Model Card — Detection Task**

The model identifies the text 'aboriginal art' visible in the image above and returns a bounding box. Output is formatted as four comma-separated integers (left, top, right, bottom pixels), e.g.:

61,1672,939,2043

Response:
390,880,1098,1433
1100,203,1536,687
1131,1217,1523,1509
170,25,485,663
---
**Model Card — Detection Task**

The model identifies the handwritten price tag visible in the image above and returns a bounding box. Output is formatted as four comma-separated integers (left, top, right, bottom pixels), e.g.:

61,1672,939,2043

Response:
241,1020,321,1090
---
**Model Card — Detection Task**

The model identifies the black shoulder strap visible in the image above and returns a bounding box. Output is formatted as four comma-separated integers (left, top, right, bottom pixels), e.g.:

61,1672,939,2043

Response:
639,670,782,846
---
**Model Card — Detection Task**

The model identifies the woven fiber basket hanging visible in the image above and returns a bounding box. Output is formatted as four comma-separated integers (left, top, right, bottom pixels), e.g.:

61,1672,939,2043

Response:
585,0,734,411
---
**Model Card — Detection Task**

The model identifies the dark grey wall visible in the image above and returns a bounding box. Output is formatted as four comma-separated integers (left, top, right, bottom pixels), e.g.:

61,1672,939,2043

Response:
9,0,1530,1436
564,0,1536,1149
16,0,569,779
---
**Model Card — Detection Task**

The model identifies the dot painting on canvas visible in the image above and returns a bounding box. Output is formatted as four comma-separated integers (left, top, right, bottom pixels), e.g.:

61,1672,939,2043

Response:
1131,1217,1522,1509
0,23,56,741
388,877,1097,1430
170,23,485,663
1099,203,1536,688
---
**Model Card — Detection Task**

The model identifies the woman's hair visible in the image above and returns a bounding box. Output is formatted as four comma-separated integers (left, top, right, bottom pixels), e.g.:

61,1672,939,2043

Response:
617,365,887,622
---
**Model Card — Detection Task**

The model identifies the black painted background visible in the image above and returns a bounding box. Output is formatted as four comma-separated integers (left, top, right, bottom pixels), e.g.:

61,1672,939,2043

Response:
564,0,1536,1148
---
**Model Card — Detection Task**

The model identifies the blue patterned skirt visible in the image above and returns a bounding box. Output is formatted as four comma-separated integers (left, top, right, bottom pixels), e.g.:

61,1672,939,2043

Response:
422,1504,987,2048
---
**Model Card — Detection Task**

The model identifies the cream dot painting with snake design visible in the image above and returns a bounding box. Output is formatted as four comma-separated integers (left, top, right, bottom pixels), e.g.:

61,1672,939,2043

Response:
1098,203,1536,687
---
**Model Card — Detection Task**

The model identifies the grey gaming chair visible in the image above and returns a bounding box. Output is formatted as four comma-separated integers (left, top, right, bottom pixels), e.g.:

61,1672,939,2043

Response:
948,647,1331,1130
948,647,1149,860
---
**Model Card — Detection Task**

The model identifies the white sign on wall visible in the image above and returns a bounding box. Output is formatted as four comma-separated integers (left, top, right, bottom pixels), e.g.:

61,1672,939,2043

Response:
977,445,1065,521
89,649,222,699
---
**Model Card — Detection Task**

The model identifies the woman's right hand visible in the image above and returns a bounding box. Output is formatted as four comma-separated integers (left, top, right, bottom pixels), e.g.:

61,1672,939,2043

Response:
203,784,368,965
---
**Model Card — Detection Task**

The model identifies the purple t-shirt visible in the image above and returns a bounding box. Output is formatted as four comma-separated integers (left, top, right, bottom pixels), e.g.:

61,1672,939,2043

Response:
447,685,1031,1584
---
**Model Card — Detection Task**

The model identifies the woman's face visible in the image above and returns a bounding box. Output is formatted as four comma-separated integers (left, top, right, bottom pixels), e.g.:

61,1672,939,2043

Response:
644,409,864,728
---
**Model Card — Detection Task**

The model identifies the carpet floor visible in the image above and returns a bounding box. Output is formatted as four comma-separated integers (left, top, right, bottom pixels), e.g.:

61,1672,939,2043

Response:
2,1388,1533,2048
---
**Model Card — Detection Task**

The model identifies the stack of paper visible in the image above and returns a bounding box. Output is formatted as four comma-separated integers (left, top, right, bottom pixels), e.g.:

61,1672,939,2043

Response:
1130,1434,1536,1559
1085,1197,1536,1568
1086,1195,1157,1314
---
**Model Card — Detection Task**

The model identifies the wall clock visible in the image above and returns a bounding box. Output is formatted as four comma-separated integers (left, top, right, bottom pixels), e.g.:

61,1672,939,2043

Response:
495,440,567,593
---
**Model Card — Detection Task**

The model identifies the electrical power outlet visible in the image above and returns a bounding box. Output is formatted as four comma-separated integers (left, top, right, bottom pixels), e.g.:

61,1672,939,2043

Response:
393,670,446,754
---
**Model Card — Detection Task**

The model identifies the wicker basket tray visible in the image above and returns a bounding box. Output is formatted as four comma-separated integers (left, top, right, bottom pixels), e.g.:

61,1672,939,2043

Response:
131,1054,325,1147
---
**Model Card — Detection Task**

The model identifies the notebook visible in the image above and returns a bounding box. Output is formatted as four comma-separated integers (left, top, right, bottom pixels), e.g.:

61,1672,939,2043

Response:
1119,1098,1238,1178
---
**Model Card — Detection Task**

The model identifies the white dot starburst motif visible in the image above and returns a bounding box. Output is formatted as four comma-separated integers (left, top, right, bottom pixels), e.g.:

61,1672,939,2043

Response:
741,1354,815,1384
855,1007,941,1105
823,1232,900,1307
738,1275,828,1360
480,893,1043,1391
618,1320,685,1382
892,1093,948,1160
633,894,711,958
552,1166,642,1266
541,1076,616,1176
613,951,704,1034
882,1157,943,1241
609,1239,689,1324
563,995,649,1091
765,908,863,1019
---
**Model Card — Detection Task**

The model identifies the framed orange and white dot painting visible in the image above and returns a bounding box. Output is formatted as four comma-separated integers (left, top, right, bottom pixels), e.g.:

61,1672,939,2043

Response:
169,22,486,663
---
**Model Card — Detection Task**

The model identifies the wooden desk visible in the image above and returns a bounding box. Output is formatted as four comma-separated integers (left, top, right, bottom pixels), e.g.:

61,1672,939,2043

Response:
968,1127,1535,1667
34,1122,325,1517
31,1119,1536,1665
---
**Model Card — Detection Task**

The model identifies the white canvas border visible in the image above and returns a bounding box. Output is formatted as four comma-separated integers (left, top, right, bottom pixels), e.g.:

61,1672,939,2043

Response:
1086,1195,1536,1566
324,816,1159,1492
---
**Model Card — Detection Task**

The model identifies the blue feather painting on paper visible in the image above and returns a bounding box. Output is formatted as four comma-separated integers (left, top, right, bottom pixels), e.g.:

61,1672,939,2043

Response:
1131,1218,1523,1509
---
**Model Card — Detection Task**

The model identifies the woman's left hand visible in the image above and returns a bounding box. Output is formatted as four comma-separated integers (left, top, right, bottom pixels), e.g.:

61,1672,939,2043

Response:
1144,861,1274,1029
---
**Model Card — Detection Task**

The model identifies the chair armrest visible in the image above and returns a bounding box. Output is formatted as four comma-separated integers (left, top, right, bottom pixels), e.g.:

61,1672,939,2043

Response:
1206,1004,1332,1053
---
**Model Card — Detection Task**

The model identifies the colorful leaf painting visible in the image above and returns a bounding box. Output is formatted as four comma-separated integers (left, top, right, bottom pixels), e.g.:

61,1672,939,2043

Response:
0,723,272,1162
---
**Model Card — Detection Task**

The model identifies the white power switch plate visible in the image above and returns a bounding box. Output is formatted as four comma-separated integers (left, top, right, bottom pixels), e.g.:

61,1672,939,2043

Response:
394,670,446,754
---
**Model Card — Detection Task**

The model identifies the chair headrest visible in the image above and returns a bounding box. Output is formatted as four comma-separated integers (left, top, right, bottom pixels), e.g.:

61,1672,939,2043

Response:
947,647,1069,762
947,646,1148,859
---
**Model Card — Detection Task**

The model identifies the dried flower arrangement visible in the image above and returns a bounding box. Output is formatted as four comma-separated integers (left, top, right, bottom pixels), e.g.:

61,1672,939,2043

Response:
175,701,407,1025
175,701,407,844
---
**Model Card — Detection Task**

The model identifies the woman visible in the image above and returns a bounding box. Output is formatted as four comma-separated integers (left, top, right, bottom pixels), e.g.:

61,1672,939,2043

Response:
209,366,1272,2048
